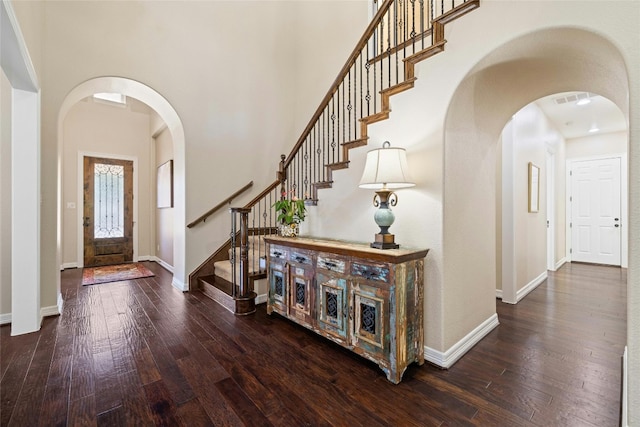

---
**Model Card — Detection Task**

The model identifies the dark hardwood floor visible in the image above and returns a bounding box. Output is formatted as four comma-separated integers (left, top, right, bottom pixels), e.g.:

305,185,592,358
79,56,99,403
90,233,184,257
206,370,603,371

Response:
1,262,625,426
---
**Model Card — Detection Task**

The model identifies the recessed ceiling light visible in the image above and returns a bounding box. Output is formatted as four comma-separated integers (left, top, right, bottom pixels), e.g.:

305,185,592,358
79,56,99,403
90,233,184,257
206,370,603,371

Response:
576,98,591,106
588,125,599,133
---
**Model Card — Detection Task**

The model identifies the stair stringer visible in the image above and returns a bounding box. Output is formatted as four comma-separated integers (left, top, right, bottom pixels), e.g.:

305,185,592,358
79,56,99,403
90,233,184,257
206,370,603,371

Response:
305,0,480,203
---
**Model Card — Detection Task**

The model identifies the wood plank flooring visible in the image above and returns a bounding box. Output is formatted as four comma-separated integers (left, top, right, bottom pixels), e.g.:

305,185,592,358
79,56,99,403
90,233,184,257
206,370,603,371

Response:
1,262,625,426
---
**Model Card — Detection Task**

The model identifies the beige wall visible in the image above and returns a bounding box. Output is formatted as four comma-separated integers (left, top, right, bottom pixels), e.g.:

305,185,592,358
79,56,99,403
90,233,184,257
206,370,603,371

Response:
37,0,366,285
62,97,153,266
511,103,564,291
155,127,174,268
9,1,640,421
1,70,12,317
302,3,637,360
566,130,627,159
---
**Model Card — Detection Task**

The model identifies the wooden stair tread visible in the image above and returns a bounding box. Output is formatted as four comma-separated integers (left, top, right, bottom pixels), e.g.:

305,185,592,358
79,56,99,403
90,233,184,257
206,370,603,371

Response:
435,0,480,25
380,78,417,96
404,40,447,64
342,137,369,150
313,181,333,189
327,161,350,171
360,111,390,125
199,274,236,296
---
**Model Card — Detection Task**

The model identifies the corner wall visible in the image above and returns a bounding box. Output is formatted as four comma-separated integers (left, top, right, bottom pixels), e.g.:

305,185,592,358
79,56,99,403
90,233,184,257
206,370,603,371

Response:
154,127,174,270
0,70,12,320
496,102,567,296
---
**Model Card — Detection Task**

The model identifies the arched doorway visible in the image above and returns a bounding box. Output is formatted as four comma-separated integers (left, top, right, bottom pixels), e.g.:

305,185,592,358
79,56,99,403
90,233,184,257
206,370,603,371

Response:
496,92,628,304
58,77,187,290
443,27,629,305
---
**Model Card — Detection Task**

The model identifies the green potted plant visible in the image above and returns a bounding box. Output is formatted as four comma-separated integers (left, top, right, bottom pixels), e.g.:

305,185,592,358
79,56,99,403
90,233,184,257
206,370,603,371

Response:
273,190,306,237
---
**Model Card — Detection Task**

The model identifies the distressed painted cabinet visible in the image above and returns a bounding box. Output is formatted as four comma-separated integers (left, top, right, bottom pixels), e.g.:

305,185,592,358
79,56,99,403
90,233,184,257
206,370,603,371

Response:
265,236,428,384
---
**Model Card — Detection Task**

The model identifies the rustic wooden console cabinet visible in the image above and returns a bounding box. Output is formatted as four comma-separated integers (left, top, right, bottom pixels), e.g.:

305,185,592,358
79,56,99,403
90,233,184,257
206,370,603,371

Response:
264,236,428,383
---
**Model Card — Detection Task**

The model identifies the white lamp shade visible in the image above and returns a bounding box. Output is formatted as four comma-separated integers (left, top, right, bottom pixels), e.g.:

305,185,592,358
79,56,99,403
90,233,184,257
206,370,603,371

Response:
359,143,415,189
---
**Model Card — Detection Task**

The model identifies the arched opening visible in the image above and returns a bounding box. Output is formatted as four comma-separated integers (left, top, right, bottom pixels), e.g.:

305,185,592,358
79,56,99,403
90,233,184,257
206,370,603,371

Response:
58,77,187,290
496,91,628,304
443,27,629,306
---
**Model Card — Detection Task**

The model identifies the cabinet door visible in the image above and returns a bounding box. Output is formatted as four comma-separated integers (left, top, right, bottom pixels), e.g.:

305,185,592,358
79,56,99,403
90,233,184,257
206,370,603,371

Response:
350,281,389,358
316,271,348,343
288,265,314,326
268,260,287,315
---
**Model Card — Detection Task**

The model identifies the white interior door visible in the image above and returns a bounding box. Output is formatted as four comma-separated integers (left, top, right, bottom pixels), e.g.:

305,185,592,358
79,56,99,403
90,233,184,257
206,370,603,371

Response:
570,157,621,265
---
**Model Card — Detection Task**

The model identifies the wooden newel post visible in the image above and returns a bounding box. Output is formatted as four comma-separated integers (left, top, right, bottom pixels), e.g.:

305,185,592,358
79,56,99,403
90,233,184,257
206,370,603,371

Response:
232,207,256,315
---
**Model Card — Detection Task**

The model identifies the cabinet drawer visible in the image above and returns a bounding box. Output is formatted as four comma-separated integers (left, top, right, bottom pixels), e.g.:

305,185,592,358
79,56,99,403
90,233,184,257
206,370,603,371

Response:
289,249,313,265
351,262,390,283
317,253,347,274
269,246,288,260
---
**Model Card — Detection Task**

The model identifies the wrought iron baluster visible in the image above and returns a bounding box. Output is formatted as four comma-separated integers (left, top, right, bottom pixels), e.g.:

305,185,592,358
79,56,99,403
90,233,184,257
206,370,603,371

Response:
395,0,399,85
304,139,310,199
387,5,392,89
429,0,433,45
331,96,336,164
419,0,425,50
324,108,328,182
336,83,340,157
348,68,352,141
342,79,346,150
366,46,371,116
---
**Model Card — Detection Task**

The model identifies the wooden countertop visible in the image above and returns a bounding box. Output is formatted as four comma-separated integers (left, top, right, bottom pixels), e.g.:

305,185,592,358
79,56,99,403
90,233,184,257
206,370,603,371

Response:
264,235,429,264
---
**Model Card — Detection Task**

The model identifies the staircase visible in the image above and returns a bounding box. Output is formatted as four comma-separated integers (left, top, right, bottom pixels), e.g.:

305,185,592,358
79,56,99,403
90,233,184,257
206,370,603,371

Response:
190,0,480,314
198,234,267,313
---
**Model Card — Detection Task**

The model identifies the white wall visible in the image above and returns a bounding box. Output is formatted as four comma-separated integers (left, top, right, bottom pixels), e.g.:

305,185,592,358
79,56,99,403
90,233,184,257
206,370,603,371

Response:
298,2,638,370
34,0,366,288
0,70,12,320
496,103,566,296
9,1,640,422
62,97,153,266
566,130,627,159
510,103,565,294
155,126,174,269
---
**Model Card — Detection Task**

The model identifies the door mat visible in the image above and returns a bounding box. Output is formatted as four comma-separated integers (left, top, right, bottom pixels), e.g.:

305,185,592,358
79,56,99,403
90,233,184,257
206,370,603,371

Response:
82,263,155,286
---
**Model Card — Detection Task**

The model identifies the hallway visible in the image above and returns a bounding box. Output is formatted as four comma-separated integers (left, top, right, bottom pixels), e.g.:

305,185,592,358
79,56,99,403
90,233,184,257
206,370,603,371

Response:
1,262,626,426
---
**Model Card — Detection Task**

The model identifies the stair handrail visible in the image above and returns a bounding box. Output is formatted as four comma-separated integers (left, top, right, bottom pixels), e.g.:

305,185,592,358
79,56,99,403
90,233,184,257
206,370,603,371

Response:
187,181,254,228
283,0,394,170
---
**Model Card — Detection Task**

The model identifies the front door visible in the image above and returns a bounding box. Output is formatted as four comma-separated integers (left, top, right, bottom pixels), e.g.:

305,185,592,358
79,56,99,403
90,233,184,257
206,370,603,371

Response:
570,157,621,266
83,156,134,267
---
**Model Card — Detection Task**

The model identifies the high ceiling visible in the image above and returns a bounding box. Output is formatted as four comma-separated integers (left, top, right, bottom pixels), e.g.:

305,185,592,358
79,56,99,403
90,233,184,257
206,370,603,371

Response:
535,91,627,140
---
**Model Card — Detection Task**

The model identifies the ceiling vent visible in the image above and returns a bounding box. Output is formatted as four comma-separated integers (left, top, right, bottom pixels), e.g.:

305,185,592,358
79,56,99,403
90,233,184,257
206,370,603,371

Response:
554,92,596,105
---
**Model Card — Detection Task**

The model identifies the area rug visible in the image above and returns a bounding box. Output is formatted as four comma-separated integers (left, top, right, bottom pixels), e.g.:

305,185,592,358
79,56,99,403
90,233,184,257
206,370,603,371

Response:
82,263,155,286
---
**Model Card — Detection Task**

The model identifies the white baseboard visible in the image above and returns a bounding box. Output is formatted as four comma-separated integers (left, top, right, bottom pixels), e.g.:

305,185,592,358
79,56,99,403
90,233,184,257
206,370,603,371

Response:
555,257,567,271
0,292,63,326
516,271,547,302
622,346,628,427
152,256,174,273
0,312,11,325
40,304,61,318
137,255,151,262
256,293,267,304
171,277,188,292
424,313,500,368
495,289,503,299
61,262,78,270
